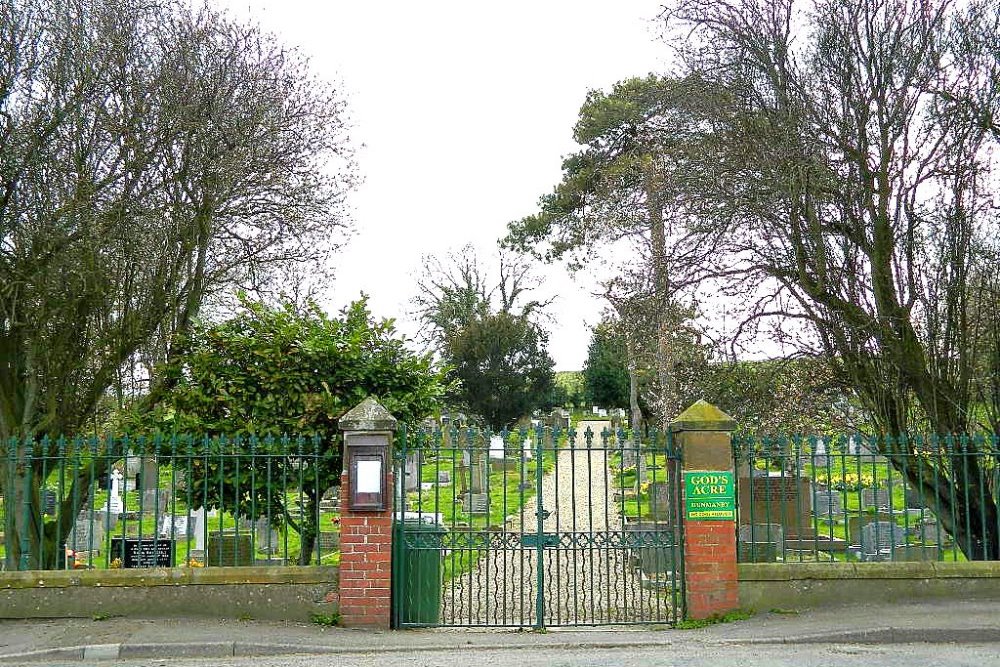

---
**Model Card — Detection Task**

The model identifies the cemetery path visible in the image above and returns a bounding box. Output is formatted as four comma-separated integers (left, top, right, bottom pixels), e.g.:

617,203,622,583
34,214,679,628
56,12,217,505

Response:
442,420,675,626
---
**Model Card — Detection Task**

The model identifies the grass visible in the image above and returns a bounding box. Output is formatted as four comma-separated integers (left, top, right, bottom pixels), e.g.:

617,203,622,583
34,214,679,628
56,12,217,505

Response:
309,612,341,627
676,609,754,629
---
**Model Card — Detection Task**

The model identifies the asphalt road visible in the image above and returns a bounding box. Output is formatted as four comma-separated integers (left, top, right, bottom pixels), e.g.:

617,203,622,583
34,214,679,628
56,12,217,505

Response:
37,643,1000,667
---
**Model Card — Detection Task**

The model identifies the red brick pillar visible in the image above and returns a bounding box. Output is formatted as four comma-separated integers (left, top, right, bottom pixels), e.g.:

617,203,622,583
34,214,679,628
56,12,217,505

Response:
671,400,740,620
337,397,398,628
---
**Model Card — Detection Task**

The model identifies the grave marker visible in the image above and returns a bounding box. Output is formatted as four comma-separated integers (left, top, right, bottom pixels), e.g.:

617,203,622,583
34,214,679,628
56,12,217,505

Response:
110,536,175,568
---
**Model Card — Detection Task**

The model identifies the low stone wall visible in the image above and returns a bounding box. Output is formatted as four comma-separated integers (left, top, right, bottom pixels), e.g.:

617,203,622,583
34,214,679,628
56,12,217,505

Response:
740,562,1000,610
0,566,339,622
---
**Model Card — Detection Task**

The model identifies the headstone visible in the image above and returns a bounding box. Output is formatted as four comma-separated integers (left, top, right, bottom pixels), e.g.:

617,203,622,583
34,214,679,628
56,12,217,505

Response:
317,531,341,551
138,458,158,492
648,482,671,520
42,489,57,515
522,438,533,460
189,508,206,557
254,517,279,554
437,470,451,485
860,521,906,560
738,523,783,562
463,493,489,515
98,508,119,532
861,488,891,509
159,514,191,538
811,439,829,467
598,408,608,417
916,518,942,544
470,453,489,494
125,451,141,477
847,512,896,543
141,489,169,516
738,472,814,540
813,490,843,517
592,406,600,415
622,443,638,469
456,463,469,494
67,513,106,554
404,452,420,492
624,520,675,575
206,531,254,566
110,536,174,568
488,435,505,460
549,409,570,430
104,470,124,516
635,456,649,487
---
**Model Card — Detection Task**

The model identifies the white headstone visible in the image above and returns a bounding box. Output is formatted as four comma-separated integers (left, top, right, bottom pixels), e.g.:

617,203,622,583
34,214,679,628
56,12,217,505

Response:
190,508,207,553
105,470,124,515
489,435,505,459
522,438,533,460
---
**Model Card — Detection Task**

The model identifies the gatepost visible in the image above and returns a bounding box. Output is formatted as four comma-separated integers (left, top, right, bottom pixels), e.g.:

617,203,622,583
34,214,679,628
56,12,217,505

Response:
671,400,740,620
338,397,397,628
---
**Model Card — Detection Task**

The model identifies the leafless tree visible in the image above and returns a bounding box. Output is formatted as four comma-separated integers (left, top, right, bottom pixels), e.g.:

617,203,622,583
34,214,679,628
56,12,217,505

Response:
659,0,1000,557
0,0,356,568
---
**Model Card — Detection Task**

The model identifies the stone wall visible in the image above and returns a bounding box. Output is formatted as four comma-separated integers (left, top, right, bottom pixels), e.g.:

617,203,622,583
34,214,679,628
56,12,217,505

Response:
739,562,1000,610
0,566,339,622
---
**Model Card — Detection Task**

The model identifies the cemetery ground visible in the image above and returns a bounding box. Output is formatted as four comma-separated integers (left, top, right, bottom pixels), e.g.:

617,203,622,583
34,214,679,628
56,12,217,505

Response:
2,599,1000,665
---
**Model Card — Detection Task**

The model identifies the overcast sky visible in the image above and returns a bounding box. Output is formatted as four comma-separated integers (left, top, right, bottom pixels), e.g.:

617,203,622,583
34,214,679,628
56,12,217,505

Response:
218,0,671,370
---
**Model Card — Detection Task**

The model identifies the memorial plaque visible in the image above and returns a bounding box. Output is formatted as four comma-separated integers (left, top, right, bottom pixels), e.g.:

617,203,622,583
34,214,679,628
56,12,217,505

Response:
110,537,175,568
684,471,736,521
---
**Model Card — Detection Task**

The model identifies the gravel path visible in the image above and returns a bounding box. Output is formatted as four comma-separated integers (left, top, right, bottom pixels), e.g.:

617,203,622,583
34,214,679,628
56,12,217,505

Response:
441,421,678,626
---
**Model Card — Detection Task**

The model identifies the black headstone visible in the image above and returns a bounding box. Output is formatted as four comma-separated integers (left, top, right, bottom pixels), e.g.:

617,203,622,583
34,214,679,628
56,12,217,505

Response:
110,537,175,568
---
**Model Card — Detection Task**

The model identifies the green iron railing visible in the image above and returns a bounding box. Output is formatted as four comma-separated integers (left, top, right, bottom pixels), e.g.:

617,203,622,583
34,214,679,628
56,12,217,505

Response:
0,435,330,572
392,423,683,628
733,433,1000,564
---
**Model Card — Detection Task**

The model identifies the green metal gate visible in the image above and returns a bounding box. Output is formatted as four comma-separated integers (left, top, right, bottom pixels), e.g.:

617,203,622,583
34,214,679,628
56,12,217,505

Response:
391,421,683,628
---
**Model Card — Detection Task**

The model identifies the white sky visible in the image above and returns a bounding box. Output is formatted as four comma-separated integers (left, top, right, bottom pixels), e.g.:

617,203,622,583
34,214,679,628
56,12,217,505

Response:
218,0,671,370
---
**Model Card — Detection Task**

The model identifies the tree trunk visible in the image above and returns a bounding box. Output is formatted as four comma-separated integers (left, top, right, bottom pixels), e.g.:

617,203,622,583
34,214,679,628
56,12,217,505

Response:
297,495,319,566
626,339,644,435
647,185,674,428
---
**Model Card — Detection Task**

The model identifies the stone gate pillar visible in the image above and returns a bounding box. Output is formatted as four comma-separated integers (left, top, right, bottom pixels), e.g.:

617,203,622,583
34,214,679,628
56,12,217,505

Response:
338,397,397,628
671,400,740,620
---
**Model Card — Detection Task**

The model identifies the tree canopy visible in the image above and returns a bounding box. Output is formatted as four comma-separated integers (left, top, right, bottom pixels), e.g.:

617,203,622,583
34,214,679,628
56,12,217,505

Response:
413,247,556,430
128,297,448,563
583,321,631,411
445,310,555,431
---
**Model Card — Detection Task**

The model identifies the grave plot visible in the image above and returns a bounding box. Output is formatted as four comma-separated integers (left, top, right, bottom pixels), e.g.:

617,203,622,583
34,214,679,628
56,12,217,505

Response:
732,435,972,563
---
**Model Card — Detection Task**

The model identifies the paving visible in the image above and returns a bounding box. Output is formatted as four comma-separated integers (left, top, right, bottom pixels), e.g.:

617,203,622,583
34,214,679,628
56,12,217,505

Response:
1,599,999,662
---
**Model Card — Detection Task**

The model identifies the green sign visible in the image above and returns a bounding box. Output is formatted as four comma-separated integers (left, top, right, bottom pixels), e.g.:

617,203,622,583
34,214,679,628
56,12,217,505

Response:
684,471,736,521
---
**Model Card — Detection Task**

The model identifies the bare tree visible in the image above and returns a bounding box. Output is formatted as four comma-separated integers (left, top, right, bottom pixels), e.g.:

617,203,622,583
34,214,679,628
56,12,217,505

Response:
658,0,1000,557
412,245,552,349
0,0,356,568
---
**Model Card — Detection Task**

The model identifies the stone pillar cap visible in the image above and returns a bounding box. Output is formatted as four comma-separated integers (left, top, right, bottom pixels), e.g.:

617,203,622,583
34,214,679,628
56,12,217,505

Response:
670,400,737,433
338,397,398,432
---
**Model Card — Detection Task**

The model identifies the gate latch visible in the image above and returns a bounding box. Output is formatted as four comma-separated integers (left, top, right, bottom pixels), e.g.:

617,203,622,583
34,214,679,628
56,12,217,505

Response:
521,533,559,548
536,509,551,520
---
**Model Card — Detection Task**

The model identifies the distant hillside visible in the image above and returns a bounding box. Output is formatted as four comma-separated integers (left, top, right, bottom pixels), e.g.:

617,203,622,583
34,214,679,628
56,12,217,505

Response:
554,371,585,404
